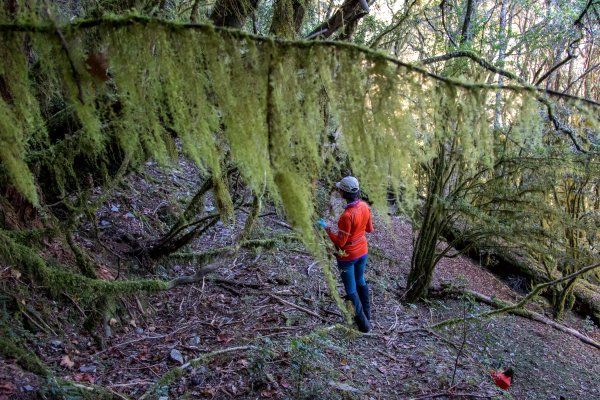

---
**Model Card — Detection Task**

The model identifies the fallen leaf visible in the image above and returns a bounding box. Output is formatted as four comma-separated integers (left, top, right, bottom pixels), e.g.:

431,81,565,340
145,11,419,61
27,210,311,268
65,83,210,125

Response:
260,389,277,398
278,377,291,389
200,387,217,396
72,373,95,384
216,333,232,343
60,355,75,369
84,52,109,81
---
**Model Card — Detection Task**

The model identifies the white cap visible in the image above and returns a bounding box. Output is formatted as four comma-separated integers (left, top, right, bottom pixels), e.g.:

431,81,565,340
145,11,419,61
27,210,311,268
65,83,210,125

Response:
336,176,360,193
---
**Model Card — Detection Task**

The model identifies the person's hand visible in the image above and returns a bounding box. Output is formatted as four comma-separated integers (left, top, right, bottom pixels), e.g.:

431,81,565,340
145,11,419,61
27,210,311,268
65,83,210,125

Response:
317,218,327,230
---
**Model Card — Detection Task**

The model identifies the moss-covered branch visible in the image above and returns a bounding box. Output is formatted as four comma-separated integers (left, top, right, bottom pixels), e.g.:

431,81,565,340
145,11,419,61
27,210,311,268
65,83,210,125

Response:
430,288,600,350
0,230,247,306
0,15,598,107
139,345,257,400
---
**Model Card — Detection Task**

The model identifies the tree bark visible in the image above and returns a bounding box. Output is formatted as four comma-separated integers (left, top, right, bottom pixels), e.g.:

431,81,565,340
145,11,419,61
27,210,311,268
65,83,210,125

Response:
459,0,475,45
270,0,309,38
305,0,369,39
406,153,447,302
210,0,260,28
493,0,509,129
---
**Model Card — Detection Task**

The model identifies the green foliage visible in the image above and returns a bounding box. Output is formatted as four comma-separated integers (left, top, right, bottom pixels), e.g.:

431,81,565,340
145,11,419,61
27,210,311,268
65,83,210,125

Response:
288,332,346,399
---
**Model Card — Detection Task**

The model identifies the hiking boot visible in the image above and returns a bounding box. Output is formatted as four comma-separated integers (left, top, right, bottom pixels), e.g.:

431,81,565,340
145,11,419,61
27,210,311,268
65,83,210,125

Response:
346,292,371,333
356,284,371,321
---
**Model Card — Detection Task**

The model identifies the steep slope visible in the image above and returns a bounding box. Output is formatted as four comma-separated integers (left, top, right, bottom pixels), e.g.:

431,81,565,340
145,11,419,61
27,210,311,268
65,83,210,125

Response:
1,160,599,400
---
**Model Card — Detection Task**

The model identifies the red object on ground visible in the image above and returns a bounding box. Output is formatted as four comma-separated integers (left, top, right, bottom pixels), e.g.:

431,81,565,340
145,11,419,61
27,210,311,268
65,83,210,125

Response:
490,370,512,390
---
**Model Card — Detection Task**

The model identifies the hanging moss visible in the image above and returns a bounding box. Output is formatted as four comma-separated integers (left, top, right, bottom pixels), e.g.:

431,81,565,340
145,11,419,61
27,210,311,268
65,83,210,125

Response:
0,14,597,297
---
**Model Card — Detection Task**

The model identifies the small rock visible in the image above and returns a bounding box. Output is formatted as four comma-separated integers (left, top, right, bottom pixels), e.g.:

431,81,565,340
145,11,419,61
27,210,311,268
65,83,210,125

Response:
158,397,168,400
189,336,201,346
99,219,111,227
110,204,120,212
135,327,144,334
79,365,97,373
328,381,360,393
22,385,34,392
50,340,62,348
124,212,135,219
170,349,184,364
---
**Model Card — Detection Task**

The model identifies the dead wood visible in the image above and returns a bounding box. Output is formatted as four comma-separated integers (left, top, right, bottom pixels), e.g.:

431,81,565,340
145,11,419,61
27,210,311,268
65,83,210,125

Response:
269,294,328,322
431,288,600,350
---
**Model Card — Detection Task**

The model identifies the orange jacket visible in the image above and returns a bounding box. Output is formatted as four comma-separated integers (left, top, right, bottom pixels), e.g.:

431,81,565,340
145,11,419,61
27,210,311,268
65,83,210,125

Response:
327,200,373,261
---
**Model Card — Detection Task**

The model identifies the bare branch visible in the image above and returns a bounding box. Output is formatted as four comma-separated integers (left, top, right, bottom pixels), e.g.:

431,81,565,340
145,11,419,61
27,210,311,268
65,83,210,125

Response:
166,264,220,288
535,53,577,86
369,0,418,48
574,0,596,27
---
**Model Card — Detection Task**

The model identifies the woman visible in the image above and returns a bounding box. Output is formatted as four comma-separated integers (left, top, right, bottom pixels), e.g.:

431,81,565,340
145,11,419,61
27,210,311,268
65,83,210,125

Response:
319,176,373,333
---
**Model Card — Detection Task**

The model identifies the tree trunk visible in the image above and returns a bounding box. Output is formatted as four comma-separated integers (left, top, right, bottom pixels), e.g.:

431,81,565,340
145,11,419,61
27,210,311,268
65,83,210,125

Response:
270,0,309,38
305,0,368,39
210,0,260,28
459,0,475,45
552,276,577,320
493,0,509,129
406,154,447,302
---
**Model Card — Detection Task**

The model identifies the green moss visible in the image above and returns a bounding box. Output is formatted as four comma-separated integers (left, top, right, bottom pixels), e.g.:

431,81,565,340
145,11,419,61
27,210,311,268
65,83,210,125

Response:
0,231,170,307
0,335,50,377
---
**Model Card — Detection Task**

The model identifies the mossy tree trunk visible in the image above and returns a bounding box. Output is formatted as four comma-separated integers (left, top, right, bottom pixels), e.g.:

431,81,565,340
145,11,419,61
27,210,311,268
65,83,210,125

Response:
406,147,450,302
270,0,310,38
551,173,593,320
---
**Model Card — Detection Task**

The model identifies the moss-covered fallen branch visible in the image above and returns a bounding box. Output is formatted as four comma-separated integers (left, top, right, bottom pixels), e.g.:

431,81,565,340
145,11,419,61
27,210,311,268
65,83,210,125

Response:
429,287,600,350
0,335,50,377
442,226,600,324
0,231,170,302
0,230,232,305
139,345,257,400
171,234,300,264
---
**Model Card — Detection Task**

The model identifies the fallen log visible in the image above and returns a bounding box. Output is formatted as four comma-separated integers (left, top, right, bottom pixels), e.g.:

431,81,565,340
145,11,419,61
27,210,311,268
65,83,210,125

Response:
430,287,600,351
441,226,600,324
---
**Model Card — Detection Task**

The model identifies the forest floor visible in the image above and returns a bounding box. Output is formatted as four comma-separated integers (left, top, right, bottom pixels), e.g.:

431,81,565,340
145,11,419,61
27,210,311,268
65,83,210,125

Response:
1,158,600,400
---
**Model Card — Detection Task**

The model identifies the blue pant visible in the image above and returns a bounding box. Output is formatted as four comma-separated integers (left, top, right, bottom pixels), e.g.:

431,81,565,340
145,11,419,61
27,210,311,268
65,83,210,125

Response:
337,254,368,296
